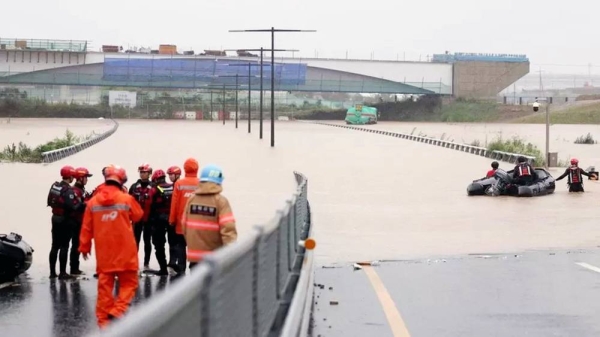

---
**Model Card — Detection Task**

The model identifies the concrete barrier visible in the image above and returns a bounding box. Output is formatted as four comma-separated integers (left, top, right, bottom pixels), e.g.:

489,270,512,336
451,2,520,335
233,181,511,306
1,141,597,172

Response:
41,119,119,164
304,121,537,165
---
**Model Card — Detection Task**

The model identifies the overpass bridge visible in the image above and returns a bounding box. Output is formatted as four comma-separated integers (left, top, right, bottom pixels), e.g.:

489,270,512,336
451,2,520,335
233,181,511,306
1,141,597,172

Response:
0,38,530,97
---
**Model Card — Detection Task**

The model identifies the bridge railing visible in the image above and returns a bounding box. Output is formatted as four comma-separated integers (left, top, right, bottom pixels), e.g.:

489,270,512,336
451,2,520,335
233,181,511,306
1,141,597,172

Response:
41,119,119,164
94,171,313,337
308,122,537,165
432,52,529,63
0,38,88,52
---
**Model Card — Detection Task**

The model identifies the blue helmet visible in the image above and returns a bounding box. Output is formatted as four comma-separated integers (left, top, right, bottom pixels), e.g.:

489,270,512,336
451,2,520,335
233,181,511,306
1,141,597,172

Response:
200,164,224,185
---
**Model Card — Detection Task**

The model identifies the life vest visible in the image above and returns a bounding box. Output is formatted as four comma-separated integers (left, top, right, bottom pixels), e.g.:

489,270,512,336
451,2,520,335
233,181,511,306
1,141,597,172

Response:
517,163,531,176
72,184,87,222
152,182,174,215
569,167,582,184
47,181,69,216
130,180,153,207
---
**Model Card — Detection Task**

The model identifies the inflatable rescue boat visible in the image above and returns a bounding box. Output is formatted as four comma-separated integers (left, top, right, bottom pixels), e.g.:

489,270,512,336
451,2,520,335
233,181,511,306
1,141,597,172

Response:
0,233,33,282
467,167,556,197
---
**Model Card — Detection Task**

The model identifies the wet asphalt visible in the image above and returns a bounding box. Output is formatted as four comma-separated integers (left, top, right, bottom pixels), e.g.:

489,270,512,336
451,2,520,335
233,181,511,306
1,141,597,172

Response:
311,248,600,337
0,273,176,337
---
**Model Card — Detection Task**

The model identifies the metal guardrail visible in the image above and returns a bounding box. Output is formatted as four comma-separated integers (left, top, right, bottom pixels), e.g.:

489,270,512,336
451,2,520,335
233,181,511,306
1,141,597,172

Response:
94,171,313,337
308,122,536,165
41,119,119,164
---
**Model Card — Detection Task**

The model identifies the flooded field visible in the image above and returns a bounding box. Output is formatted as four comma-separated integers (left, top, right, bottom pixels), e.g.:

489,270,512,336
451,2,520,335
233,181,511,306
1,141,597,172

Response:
0,118,114,149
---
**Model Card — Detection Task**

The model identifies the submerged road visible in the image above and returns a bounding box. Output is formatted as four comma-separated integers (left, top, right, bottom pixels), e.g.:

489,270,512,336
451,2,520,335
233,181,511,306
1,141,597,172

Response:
2,119,600,336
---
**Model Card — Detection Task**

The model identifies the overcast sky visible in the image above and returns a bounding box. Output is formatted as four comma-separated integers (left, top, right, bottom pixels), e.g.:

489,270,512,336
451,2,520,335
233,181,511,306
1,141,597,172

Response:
1,0,596,76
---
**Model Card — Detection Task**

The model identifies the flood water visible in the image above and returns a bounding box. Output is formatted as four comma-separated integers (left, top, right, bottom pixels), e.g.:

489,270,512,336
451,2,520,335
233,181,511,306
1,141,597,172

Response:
1,118,600,269
344,120,600,165
2,118,600,336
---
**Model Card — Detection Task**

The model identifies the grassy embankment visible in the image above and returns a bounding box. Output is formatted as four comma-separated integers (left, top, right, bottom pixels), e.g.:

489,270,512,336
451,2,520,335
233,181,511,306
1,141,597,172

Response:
512,102,600,124
0,129,93,163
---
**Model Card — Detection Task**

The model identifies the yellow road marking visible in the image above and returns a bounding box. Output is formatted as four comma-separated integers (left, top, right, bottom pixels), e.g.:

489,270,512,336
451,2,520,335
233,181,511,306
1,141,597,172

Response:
362,265,411,337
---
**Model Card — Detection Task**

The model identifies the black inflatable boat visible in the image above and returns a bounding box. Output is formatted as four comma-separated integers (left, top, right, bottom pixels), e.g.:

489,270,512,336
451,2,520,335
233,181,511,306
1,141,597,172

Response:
0,233,34,282
467,168,556,197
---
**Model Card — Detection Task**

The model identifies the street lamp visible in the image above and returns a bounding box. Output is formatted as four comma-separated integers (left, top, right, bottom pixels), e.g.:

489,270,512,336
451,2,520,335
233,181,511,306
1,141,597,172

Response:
533,97,552,168
225,48,298,140
229,27,316,147
205,84,240,125
226,63,263,134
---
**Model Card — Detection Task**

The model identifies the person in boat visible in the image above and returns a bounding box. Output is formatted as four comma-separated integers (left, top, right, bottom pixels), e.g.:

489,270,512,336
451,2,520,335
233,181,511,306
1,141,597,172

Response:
512,156,537,185
486,161,499,178
556,158,596,192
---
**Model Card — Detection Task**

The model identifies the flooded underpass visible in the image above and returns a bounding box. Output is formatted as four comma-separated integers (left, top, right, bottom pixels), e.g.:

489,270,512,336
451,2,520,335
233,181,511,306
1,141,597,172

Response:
2,118,600,336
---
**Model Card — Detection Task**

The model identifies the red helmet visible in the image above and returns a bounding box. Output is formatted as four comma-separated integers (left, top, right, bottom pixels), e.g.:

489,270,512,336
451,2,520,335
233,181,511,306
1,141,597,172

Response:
102,164,115,177
151,169,166,181
105,166,128,185
138,163,153,174
167,166,182,175
60,166,76,179
74,167,93,179
571,158,579,165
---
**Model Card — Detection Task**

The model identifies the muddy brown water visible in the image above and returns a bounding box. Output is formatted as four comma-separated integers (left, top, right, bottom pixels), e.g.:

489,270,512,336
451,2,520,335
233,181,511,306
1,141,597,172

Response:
1,119,599,276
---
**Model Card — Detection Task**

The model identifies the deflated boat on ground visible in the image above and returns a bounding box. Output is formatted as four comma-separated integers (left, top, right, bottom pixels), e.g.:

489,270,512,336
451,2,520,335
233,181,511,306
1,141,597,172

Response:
467,168,556,197
0,233,33,282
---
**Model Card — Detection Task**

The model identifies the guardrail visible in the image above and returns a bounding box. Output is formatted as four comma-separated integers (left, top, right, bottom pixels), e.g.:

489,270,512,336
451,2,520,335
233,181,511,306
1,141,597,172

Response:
41,119,119,164
94,171,313,337
307,121,536,165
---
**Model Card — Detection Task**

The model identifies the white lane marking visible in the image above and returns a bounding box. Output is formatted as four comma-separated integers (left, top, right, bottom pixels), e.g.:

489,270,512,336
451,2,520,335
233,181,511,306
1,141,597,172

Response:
576,262,600,273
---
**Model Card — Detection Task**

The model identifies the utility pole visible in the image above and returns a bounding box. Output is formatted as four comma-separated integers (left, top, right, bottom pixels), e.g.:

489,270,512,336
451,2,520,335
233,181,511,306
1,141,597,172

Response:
229,27,316,147
225,48,297,140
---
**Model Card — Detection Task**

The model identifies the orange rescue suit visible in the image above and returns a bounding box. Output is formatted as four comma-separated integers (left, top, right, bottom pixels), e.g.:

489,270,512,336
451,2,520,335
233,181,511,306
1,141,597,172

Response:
79,184,143,328
169,159,199,234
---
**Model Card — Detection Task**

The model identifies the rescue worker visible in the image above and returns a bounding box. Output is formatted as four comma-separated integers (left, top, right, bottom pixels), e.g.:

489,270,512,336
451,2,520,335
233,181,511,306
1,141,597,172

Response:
166,166,182,274
167,166,182,183
90,165,128,197
169,158,199,275
70,167,93,276
556,158,596,192
512,156,536,185
129,164,154,271
47,165,83,280
148,169,173,276
79,165,143,329
182,164,237,269
486,161,499,178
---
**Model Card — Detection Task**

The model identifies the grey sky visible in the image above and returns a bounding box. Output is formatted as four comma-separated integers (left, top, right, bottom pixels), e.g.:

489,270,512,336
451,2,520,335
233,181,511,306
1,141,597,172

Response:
1,0,596,76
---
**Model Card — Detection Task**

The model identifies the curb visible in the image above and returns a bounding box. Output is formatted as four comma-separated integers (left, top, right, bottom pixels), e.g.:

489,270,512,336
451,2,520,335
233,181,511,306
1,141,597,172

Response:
304,121,536,165
41,119,119,164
